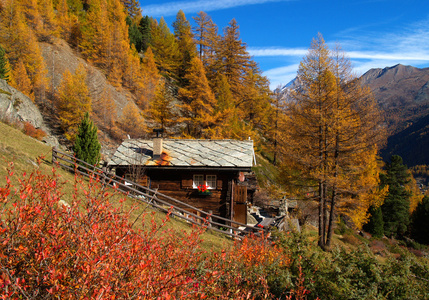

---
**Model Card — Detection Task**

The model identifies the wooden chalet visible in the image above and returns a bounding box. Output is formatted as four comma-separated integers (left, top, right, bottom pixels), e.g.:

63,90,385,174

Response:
107,137,256,224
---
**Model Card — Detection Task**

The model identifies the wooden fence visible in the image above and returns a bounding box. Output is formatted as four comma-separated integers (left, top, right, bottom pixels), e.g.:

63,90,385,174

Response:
52,148,266,238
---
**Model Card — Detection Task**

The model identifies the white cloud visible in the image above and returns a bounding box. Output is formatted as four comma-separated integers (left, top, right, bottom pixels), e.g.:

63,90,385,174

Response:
248,48,307,57
263,64,299,89
141,0,290,17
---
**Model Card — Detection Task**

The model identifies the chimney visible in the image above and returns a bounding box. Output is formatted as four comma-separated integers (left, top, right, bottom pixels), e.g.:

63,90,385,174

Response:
153,129,164,160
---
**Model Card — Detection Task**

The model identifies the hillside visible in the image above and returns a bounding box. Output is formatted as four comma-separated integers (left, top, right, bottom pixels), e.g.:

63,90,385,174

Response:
360,64,429,167
0,120,231,249
361,64,429,132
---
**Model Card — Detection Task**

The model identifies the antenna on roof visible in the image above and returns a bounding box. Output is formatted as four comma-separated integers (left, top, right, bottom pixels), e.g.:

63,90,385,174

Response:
153,128,164,138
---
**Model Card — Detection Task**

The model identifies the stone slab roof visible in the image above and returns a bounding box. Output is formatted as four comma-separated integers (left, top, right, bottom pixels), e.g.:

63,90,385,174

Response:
107,139,255,169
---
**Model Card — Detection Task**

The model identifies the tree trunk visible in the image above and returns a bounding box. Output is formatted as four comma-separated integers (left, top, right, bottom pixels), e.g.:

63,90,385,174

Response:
318,180,325,249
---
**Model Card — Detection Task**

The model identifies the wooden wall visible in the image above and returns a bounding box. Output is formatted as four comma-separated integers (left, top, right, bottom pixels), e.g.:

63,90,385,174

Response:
115,167,240,218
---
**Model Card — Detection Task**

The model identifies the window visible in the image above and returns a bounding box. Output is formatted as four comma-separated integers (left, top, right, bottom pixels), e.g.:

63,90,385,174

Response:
193,174,217,190
193,174,205,189
206,175,217,189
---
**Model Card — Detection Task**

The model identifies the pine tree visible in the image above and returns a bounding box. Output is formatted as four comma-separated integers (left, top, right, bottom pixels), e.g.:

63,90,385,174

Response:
410,196,429,244
363,205,384,238
120,0,141,20
0,45,11,81
11,58,34,100
0,0,48,102
217,19,255,103
380,155,411,239
73,112,101,167
127,16,143,52
138,16,152,53
94,87,116,132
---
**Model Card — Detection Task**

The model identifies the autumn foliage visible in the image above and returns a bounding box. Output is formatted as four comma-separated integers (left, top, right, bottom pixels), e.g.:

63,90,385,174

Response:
0,161,316,299
22,121,46,140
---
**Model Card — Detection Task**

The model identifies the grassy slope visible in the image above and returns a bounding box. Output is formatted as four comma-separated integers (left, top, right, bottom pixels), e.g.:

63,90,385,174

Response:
0,121,232,250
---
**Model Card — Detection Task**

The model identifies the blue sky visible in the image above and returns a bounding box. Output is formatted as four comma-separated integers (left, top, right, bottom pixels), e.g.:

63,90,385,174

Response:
140,0,429,89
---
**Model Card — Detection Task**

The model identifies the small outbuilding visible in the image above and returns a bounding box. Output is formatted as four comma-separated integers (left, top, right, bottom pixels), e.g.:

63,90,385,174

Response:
107,137,256,225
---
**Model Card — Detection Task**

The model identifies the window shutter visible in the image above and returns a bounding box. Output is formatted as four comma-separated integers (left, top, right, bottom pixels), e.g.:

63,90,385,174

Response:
216,179,223,190
182,178,193,189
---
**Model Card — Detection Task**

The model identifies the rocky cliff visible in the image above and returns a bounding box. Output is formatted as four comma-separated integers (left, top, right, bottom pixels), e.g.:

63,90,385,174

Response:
0,79,58,147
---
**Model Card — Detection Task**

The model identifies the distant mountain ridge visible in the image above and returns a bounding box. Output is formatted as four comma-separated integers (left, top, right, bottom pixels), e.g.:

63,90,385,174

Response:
360,64,429,167
360,64,429,132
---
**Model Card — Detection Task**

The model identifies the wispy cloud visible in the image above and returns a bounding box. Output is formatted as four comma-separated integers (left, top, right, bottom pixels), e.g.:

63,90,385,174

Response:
141,0,291,17
248,48,307,57
250,47,429,62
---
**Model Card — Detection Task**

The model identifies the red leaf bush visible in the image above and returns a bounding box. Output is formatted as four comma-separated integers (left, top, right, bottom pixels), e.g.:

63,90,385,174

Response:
23,122,46,141
0,161,305,299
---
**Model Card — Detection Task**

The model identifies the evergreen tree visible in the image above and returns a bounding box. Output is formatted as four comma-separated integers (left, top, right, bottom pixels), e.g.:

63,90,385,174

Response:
0,45,10,81
127,16,143,52
380,155,411,239
363,205,384,238
138,16,152,53
410,196,429,244
193,11,219,65
73,112,101,167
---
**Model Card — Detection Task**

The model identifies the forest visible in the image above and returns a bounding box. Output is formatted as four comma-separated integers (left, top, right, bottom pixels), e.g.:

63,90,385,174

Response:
0,0,275,144
1,0,429,298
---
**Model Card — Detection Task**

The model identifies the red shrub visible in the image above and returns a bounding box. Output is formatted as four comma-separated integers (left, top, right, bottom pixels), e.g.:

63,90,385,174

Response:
0,160,292,299
23,122,46,140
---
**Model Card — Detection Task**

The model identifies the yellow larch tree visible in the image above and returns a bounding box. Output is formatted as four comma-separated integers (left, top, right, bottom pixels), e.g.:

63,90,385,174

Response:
94,87,116,132
178,56,216,138
119,101,146,138
192,11,220,83
11,58,34,100
149,17,180,78
280,34,384,249
56,64,92,141
0,0,48,103
136,46,160,110
173,10,197,87
146,80,177,135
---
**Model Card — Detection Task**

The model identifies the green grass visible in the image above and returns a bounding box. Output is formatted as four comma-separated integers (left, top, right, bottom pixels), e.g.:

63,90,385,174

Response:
0,121,232,251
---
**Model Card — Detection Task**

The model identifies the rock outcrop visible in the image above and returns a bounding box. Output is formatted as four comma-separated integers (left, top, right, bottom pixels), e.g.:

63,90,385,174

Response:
0,79,59,147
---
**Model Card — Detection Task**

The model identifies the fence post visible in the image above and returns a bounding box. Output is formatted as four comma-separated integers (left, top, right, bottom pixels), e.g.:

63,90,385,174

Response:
208,210,212,228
